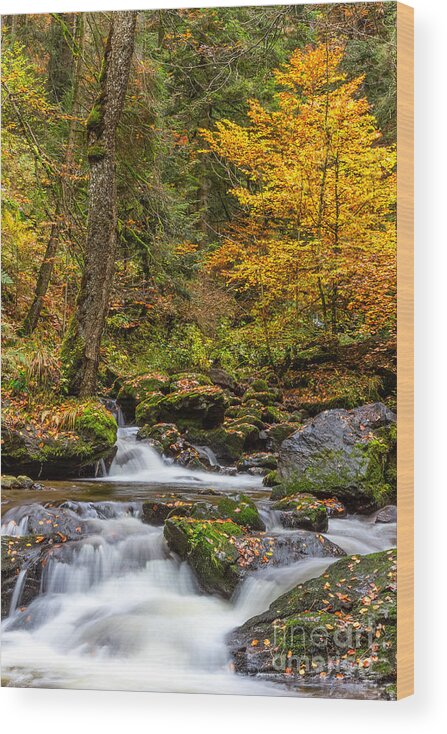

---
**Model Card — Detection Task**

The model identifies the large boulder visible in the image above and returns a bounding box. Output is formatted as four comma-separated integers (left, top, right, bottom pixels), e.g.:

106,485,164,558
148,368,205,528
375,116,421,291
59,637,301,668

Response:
135,386,228,429
164,517,344,598
229,548,397,698
144,495,265,531
117,372,170,420
186,423,262,463
275,403,396,512
1,399,117,480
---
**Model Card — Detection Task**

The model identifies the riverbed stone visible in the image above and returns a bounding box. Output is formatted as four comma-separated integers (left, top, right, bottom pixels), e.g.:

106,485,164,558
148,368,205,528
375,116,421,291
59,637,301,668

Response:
272,493,329,532
276,403,396,512
1,535,52,618
229,548,397,696
375,505,397,523
1,399,118,480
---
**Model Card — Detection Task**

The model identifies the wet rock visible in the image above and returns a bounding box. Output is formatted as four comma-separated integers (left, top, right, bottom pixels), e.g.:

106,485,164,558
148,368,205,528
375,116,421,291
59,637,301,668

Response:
265,422,301,451
273,494,329,532
237,453,278,472
208,367,237,392
136,423,181,452
142,500,193,526
1,400,117,480
229,549,397,694
186,423,262,463
263,470,281,487
164,517,343,599
136,386,228,430
276,403,396,512
1,535,52,618
117,372,171,420
1,503,87,541
1,474,37,490
375,505,397,523
164,517,244,597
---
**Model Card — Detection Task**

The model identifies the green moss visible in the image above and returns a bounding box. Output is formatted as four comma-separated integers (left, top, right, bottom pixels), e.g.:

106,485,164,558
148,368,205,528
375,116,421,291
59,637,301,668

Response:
136,386,227,429
234,549,397,688
74,402,117,446
263,470,280,487
164,517,244,597
216,495,265,531
242,389,281,406
273,493,328,532
86,101,104,134
118,373,170,404
87,143,106,161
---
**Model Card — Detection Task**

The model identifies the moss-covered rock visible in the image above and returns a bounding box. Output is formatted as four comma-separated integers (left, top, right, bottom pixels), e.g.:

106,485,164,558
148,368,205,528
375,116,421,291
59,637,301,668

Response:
229,548,397,697
237,453,278,472
1,474,35,490
169,372,212,391
215,495,265,531
265,422,301,451
186,422,261,463
277,403,396,512
164,517,244,597
164,517,343,598
136,385,228,429
117,372,170,404
136,423,181,452
263,470,281,487
1,400,117,480
272,493,329,532
242,388,281,406
261,405,290,424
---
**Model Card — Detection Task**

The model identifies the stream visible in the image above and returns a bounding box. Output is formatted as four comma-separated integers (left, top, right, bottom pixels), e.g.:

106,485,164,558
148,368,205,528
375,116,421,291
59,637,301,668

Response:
1,427,396,695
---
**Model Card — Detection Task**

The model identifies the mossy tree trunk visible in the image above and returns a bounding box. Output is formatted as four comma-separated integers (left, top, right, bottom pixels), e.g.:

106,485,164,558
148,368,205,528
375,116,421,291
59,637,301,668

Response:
62,11,137,396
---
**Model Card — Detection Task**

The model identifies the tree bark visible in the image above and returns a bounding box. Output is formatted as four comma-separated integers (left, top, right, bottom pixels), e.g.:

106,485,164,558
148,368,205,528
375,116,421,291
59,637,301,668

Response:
62,11,137,396
21,221,59,336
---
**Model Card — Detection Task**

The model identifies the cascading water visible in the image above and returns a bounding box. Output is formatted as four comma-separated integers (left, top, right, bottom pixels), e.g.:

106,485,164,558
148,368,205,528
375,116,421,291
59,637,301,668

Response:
107,426,261,489
1,420,397,694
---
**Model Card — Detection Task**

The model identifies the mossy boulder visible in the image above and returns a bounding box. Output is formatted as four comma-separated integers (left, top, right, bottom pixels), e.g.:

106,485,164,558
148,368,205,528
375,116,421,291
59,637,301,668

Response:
272,493,329,532
1,400,117,480
263,470,281,487
276,403,396,512
164,517,244,597
1,474,36,490
242,388,281,406
237,453,278,472
261,405,290,424
214,495,265,531
186,423,261,463
164,517,343,598
136,385,228,430
136,423,181,453
169,372,212,391
265,422,301,451
117,372,170,419
229,549,397,697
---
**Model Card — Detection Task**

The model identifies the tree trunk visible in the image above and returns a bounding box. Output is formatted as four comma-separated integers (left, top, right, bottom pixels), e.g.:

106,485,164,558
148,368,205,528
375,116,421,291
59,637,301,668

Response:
62,11,137,396
21,14,85,336
21,221,59,336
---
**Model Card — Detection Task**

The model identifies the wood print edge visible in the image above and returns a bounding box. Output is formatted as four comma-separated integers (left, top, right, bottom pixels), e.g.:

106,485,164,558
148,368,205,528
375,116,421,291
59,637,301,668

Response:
396,1,414,701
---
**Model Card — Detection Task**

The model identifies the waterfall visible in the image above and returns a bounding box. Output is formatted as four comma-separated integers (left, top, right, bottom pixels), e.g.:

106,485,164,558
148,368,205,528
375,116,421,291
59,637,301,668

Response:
106,426,262,489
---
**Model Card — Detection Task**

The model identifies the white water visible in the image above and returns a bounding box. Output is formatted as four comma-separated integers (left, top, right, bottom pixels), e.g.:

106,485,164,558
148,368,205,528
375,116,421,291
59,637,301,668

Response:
107,427,261,490
1,506,396,693
1,423,396,694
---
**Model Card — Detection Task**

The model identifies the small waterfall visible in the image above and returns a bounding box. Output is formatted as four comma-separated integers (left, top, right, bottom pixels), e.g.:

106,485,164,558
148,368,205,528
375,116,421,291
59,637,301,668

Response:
106,426,262,489
192,445,220,468
9,569,28,615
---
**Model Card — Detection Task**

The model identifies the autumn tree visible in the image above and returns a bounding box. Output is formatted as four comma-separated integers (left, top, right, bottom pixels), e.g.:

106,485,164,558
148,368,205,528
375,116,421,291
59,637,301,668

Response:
201,43,396,352
62,11,137,396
